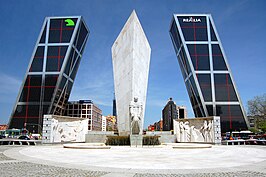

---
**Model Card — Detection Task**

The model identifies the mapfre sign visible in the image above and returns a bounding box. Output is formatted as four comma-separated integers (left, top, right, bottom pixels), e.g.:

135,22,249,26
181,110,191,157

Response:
182,17,201,23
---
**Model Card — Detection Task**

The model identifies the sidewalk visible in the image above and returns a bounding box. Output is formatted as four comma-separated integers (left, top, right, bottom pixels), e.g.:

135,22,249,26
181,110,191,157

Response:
2,145,266,176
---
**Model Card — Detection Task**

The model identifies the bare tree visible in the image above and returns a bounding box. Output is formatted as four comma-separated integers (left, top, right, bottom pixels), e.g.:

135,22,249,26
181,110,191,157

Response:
248,93,266,118
248,93,266,132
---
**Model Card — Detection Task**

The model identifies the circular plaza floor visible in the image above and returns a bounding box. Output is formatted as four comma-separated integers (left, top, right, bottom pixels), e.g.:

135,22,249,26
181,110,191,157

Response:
3,145,266,176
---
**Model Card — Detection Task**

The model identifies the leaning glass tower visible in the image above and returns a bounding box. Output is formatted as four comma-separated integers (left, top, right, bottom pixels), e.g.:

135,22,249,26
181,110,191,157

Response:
8,16,89,133
169,14,248,132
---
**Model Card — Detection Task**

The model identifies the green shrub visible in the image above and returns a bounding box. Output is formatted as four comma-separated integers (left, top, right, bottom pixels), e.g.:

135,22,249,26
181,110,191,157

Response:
106,136,130,145
249,127,260,133
106,135,161,146
143,136,160,145
258,120,266,133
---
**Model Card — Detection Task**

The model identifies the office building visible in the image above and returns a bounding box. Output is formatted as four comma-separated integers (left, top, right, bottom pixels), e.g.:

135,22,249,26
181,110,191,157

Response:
247,116,255,128
154,119,163,131
102,116,107,131
112,94,117,117
8,16,89,133
105,115,117,131
169,14,248,132
176,106,187,119
148,124,155,131
66,100,102,131
162,98,178,131
102,115,117,132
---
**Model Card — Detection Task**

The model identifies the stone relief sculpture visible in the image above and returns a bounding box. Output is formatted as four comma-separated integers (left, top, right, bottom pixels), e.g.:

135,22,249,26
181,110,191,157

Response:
183,121,191,142
201,120,209,142
51,119,85,142
51,119,61,142
208,120,213,142
179,122,185,142
176,120,214,143
176,122,181,142
129,97,143,135
190,126,204,142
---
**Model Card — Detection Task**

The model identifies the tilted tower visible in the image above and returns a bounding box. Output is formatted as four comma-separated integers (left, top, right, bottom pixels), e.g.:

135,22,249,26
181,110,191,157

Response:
169,14,248,132
8,16,89,133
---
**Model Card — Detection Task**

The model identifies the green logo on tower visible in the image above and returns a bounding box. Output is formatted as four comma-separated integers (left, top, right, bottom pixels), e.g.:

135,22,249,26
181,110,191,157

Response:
65,19,75,26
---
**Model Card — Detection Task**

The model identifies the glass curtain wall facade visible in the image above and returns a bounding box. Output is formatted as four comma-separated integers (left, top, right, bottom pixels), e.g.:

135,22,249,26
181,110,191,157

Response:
169,14,248,132
8,16,89,133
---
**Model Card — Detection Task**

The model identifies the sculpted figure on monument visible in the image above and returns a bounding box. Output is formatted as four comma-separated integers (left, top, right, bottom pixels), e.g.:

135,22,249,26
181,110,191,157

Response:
201,120,209,142
129,97,143,135
207,120,213,142
183,121,191,142
200,120,214,142
190,125,204,142
176,122,181,142
179,121,185,142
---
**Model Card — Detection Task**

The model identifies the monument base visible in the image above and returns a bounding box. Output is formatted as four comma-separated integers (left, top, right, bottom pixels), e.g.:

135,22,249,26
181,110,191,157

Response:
85,131,114,143
130,135,143,147
119,131,130,136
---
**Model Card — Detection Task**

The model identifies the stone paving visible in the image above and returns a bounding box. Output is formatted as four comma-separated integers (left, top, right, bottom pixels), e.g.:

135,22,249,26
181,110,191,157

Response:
0,146,109,177
133,171,266,177
1,145,266,177
0,152,13,161
0,161,109,177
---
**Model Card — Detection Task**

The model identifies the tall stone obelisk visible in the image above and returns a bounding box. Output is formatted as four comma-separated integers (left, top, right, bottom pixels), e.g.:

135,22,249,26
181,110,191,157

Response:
112,10,151,136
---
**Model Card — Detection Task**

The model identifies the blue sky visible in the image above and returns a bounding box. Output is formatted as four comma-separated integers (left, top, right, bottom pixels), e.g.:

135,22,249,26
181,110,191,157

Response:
0,0,265,128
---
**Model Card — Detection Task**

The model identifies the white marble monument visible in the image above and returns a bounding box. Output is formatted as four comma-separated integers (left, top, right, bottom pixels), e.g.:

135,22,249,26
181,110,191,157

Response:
173,116,221,144
112,10,151,136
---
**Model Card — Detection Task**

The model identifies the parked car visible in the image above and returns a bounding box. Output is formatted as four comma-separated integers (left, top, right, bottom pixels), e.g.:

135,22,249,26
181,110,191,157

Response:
18,135,30,140
30,134,41,140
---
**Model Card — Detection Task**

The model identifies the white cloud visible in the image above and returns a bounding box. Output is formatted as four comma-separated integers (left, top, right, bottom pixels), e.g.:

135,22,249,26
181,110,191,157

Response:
70,68,114,107
0,73,21,94
0,73,21,105
215,0,249,25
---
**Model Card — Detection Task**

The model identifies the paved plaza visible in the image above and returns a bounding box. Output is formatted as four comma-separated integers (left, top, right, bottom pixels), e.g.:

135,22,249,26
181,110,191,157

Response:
1,145,266,176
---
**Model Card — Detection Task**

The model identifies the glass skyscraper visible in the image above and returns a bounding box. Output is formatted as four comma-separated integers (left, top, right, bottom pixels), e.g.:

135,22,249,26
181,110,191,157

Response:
169,14,248,132
8,16,89,133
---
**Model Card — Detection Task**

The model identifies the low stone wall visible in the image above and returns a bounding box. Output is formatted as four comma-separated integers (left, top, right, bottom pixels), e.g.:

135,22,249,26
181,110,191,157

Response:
145,131,176,144
85,131,115,143
146,131,172,135
158,135,176,144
